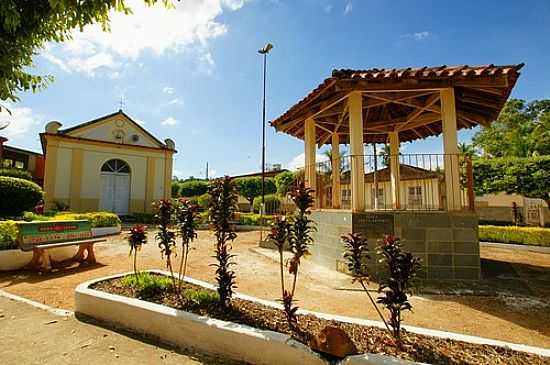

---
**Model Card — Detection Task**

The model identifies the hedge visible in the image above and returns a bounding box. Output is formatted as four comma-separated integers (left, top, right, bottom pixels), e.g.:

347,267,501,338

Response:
21,211,121,228
237,213,274,226
252,194,280,214
178,180,209,197
0,221,18,250
0,168,33,181
479,225,550,247
0,176,43,216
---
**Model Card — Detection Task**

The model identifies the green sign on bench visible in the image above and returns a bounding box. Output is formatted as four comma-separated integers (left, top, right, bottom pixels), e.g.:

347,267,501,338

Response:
17,220,92,248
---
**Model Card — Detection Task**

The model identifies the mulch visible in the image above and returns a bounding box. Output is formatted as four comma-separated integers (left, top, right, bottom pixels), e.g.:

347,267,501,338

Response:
91,274,549,365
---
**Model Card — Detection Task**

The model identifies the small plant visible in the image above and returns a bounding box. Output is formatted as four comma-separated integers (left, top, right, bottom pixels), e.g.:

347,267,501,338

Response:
120,272,172,299
182,288,220,307
282,182,316,329
377,235,422,344
154,199,178,294
208,176,238,308
342,233,390,332
128,224,147,280
175,199,199,291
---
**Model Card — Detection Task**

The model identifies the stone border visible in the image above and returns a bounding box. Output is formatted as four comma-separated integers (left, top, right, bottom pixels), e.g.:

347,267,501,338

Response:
75,272,422,365
91,225,121,237
0,289,73,316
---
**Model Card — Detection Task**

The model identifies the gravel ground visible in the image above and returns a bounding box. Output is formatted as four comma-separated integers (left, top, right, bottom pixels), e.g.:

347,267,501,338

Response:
0,229,549,349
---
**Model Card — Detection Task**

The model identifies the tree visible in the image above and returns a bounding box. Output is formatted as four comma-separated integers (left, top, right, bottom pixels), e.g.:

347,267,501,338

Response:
178,180,208,197
472,99,550,158
0,0,170,101
233,177,276,211
274,170,296,195
473,156,550,208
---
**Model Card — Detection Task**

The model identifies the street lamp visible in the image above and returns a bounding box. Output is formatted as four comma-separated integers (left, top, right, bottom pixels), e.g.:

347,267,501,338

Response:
258,42,273,241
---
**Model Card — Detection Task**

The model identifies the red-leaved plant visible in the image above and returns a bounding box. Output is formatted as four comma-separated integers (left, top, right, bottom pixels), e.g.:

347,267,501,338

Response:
154,199,178,294
267,216,292,324
128,224,147,280
208,176,238,308
341,233,389,332
377,235,422,344
175,199,199,292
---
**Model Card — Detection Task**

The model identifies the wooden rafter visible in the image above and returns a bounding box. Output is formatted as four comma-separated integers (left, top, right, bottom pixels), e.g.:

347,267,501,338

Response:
397,93,440,131
363,92,441,114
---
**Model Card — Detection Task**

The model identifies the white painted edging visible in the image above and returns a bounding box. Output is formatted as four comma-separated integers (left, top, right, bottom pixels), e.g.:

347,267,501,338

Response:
0,289,73,317
76,272,420,365
91,225,121,237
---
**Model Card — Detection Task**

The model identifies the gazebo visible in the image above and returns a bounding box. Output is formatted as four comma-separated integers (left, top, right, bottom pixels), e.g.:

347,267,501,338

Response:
271,64,523,280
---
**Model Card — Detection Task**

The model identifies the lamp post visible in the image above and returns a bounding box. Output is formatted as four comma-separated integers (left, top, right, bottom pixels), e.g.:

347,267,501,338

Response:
258,43,273,241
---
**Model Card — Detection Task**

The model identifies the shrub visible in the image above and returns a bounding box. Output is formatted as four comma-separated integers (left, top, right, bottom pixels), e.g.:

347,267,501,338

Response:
120,272,172,299
234,177,276,210
0,168,32,181
132,212,155,224
154,199,179,297
479,225,550,247
0,176,43,216
128,224,147,279
22,212,50,221
171,181,181,198
209,176,238,308
197,193,211,210
182,288,220,306
238,213,274,226
175,199,199,290
253,194,280,214
377,235,422,344
55,212,121,227
179,180,208,197
0,221,18,250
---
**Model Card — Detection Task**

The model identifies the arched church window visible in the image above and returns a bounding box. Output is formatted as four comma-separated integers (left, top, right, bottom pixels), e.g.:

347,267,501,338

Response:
101,159,130,173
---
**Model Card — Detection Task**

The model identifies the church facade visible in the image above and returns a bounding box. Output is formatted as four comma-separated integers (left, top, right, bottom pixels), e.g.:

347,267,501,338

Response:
40,110,176,215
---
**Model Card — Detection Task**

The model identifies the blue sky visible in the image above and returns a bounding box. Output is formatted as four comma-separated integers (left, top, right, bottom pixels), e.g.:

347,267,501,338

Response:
2,0,549,178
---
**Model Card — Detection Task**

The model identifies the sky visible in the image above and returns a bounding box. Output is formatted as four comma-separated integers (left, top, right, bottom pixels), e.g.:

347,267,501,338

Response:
1,0,549,179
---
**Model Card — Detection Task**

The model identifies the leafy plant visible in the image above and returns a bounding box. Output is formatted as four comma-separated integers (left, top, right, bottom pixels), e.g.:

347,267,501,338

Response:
342,233,390,332
120,272,172,299
252,193,281,214
0,168,32,180
0,220,18,250
154,199,178,295
128,224,147,280
377,235,422,344
175,199,199,291
267,216,292,320
0,176,43,216
208,176,238,308
182,288,220,307
274,170,297,195
234,177,276,212
479,225,550,247
283,182,316,329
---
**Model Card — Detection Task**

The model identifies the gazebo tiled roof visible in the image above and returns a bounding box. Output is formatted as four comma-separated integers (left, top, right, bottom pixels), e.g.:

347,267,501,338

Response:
271,64,524,144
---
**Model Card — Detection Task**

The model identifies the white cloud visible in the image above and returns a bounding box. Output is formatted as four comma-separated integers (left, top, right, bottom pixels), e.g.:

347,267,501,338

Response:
167,98,184,106
344,1,352,15
163,87,175,95
401,31,431,41
161,117,179,126
41,0,249,76
0,103,41,144
286,153,330,170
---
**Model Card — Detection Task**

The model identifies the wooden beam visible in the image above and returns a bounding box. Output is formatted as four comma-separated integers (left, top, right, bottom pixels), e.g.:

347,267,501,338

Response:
397,93,440,131
364,93,441,114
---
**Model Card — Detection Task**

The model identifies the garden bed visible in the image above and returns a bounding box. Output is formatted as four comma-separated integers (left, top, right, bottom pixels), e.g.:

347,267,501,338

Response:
80,272,548,365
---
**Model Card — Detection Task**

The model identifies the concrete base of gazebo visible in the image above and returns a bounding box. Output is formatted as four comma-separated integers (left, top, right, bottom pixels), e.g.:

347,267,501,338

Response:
310,210,480,281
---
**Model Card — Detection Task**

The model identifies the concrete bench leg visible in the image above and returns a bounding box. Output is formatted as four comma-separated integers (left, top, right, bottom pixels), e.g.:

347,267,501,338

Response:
74,243,96,264
26,248,51,271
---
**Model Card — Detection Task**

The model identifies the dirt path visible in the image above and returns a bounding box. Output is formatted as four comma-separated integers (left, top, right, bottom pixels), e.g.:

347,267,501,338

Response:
0,295,237,364
1,230,549,349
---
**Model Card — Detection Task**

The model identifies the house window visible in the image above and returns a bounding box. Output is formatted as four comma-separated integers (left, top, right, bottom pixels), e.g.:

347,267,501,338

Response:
342,189,351,202
14,160,25,169
408,186,423,207
371,188,385,209
2,158,13,168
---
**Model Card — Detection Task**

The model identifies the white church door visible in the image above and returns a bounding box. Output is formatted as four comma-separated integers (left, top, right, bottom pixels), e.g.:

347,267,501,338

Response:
99,159,130,216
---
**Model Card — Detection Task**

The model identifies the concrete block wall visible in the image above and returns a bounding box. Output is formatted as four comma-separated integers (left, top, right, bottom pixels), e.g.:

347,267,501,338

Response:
310,210,480,281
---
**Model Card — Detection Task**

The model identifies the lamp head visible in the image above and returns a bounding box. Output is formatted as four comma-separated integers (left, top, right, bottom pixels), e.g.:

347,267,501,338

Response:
258,43,274,54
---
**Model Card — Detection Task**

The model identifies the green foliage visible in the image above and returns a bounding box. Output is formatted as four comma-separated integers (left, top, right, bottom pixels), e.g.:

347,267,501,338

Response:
182,288,220,306
472,99,550,158
377,235,422,344
252,194,280,214
0,220,18,250
479,225,550,247
0,168,32,180
22,212,50,221
18,211,121,227
171,181,181,198
197,193,212,210
0,0,170,101
0,176,43,216
234,177,276,206
208,176,238,308
238,213,274,226
274,171,297,195
120,272,172,299
175,199,199,283
473,156,550,207
178,180,209,197
132,212,155,224
154,199,177,267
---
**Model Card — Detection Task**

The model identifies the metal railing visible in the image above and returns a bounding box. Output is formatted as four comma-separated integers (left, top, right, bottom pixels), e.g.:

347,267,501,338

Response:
313,153,474,212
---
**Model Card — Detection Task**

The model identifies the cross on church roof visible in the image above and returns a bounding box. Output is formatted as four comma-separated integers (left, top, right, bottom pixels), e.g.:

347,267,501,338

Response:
119,96,125,111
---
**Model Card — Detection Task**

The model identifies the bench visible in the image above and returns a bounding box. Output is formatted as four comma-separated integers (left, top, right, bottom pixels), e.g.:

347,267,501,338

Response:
17,220,106,271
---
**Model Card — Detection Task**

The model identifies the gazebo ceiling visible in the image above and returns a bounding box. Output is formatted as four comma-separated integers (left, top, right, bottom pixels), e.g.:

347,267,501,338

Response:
271,64,524,145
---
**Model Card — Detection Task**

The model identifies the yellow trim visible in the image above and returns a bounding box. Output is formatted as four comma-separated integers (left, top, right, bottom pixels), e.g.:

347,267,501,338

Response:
43,140,59,209
64,113,162,148
69,149,83,211
163,150,173,199
44,134,175,154
145,157,156,213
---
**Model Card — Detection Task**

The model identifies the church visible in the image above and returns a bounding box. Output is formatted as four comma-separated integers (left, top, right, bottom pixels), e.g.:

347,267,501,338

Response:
40,110,176,215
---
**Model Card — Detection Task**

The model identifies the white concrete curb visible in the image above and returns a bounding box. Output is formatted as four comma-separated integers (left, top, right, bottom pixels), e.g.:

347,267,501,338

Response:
91,225,122,237
75,271,550,364
0,289,73,316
